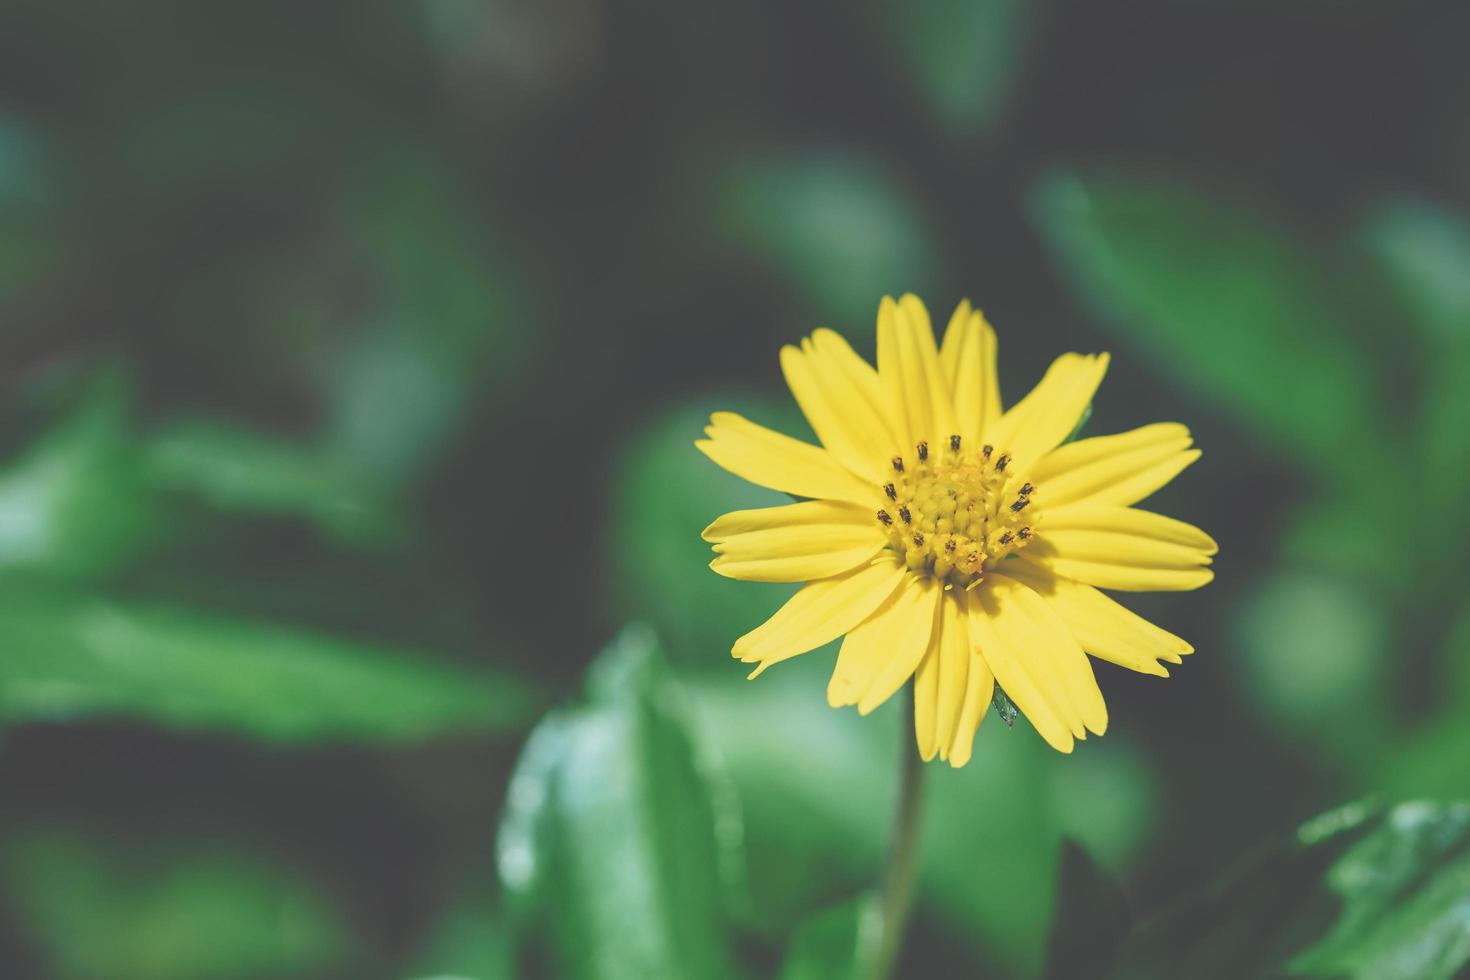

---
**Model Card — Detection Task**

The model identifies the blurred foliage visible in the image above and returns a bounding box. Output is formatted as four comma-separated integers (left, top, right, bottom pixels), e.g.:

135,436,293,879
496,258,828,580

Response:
4,829,352,980
1103,801,1470,979
0,581,536,741
1,0,1469,977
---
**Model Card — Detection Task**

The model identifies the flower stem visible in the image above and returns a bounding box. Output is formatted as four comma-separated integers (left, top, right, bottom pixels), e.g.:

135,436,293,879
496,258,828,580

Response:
869,692,925,980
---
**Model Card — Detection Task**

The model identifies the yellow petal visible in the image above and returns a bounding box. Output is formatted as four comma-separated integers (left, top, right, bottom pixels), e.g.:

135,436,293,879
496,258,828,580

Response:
782,345,882,481
912,589,973,762
696,412,876,504
704,501,885,582
1005,561,1192,676
878,296,955,454
982,318,1000,431
932,589,971,761
827,573,939,711
899,294,958,444
734,554,908,676
938,303,1000,451
938,299,972,387
1032,423,1199,508
913,641,940,761
1027,503,1217,592
969,574,1109,752
781,330,898,482
986,352,1110,473
947,648,995,768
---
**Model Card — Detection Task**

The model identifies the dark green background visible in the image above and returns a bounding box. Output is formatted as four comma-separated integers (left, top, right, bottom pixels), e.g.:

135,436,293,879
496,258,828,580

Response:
2,1,1469,977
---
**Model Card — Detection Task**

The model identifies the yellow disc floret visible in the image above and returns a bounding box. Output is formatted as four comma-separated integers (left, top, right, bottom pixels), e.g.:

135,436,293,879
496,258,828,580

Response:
874,436,1038,589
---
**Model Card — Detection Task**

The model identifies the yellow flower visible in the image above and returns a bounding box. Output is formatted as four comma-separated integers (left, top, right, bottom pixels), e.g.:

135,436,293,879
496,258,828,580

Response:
698,295,1216,765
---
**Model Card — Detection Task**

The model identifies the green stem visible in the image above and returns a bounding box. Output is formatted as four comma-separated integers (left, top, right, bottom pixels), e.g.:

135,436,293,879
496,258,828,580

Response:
869,691,925,980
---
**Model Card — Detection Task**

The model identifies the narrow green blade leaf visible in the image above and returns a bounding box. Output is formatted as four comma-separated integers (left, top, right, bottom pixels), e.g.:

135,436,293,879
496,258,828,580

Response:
145,418,399,545
0,583,540,742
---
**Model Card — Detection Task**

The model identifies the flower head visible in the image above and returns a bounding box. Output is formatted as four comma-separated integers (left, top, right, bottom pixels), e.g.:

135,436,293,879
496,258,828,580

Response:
698,295,1216,764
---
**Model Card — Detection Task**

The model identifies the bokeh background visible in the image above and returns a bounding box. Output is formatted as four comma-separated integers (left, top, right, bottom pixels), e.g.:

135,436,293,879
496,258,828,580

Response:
3,1,1470,978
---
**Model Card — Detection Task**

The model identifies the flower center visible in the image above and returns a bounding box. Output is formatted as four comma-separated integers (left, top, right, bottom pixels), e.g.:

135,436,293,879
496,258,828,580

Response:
875,436,1038,588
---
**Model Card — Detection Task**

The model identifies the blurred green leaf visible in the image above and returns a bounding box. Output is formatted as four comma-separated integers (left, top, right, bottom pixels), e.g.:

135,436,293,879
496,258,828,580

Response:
0,582,539,741
610,397,797,661
1376,602,1470,800
1109,801,1470,980
875,0,1032,136
496,626,743,980
1231,570,1391,762
1360,199,1470,347
1032,173,1385,477
0,377,162,581
325,144,527,483
0,114,59,297
145,417,399,545
1043,841,1129,980
718,152,940,329
1279,489,1408,591
3,828,352,980
404,886,511,980
776,894,880,980
1359,201,1470,557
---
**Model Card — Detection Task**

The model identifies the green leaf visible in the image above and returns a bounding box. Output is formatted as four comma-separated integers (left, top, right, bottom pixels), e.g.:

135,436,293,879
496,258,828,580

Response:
1031,173,1385,476
496,626,743,980
776,894,881,980
2,828,353,980
718,152,940,329
1043,842,1129,980
1108,801,1470,980
0,378,163,581
145,417,400,545
0,582,540,742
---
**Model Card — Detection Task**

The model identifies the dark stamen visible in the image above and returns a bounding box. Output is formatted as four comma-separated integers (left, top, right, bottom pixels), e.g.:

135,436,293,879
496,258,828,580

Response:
999,531,1014,545
981,444,994,459
1019,482,1034,496
912,532,925,547
1011,498,1030,513
995,453,1011,472
877,510,893,526
892,456,905,473
1018,526,1032,540
899,506,912,524
884,482,897,500
917,441,929,462
950,434,961,452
